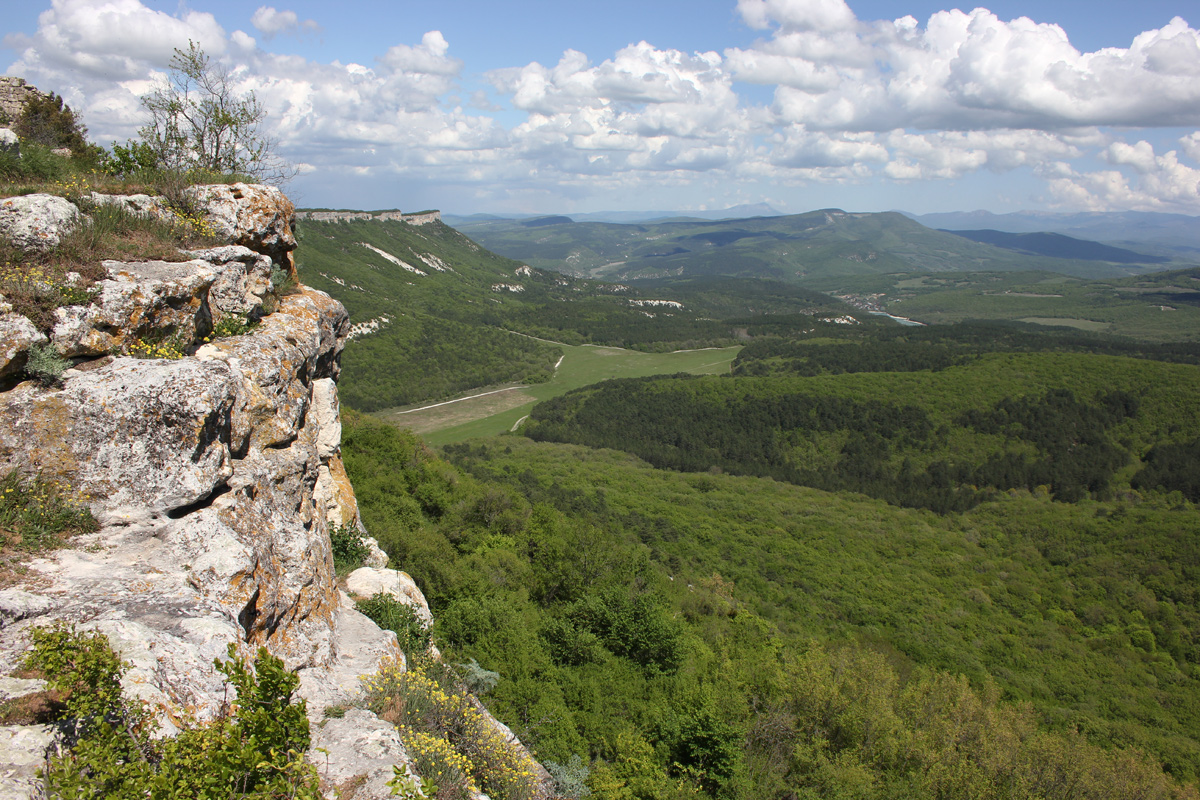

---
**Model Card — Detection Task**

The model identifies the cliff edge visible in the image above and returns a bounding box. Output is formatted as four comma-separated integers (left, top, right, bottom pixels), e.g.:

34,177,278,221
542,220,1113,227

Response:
0,184,462,799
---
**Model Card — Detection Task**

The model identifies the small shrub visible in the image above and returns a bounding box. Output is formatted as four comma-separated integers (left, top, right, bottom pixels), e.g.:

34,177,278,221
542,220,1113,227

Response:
545,755,592,799
387,763,439,799
210,313,258,339
361,658,540,800
15,92,95,159
456,658,499,696
0,470,96,550
271,266,300,296
330,524,371,574
357,592,432,655
23,343,70,387
22,623,125,725
104,140,159,178
24,626,320,800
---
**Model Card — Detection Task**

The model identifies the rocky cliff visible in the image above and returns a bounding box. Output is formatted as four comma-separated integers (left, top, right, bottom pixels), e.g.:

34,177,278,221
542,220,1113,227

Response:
0,185,533,799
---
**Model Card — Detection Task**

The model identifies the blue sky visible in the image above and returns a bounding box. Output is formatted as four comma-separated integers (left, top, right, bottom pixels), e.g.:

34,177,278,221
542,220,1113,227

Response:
3,0,1199,216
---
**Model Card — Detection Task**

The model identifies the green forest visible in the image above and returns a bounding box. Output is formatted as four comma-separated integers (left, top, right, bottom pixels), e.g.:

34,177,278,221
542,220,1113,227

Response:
342,409,1200,800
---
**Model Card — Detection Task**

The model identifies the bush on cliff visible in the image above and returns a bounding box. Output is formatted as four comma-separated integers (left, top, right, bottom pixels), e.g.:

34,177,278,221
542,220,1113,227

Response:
22,624,319,799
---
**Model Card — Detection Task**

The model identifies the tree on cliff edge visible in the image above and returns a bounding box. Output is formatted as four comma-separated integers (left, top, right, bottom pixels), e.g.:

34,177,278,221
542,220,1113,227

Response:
140,41,294,184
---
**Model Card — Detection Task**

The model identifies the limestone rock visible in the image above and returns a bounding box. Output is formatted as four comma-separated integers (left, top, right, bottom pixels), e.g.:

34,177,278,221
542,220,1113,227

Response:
187,183,296,272
0,128,17,157
316,455,360,529
309,709,410,800
308,381,341,462
344,568,433,627
361,535,389,569
0,677,46,701
0,357,237,517
85,191,165,218
0,725,55,800
194,288,348,453
0,589,56,627
0,194,80,252
50,258,217,358
0,314,46,379
187,245,274,318
298,592,400,718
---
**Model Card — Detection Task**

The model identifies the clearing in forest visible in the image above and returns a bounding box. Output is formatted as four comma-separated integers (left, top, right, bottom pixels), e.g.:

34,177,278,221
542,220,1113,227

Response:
374,342,740,445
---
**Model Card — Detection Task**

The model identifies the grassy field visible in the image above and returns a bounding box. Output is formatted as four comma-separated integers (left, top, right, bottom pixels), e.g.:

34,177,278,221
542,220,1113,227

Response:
373,340,741,445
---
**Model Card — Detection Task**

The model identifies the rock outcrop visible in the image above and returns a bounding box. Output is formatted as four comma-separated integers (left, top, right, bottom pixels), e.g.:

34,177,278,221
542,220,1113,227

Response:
0,128,18,157
0,184,549,800
0,185,398,798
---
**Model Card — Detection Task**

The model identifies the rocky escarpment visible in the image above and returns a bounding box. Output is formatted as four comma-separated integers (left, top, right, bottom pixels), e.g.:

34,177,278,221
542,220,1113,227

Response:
0,185,453,799
294,208,441,225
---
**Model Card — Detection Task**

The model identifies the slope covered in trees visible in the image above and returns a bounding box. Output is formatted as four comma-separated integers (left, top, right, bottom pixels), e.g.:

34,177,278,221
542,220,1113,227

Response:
342,411,1200,799
523,346,1200,512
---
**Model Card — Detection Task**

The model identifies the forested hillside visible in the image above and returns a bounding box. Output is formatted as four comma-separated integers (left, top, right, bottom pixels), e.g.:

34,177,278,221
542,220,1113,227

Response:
311,213,1200,800
342,410,1200,800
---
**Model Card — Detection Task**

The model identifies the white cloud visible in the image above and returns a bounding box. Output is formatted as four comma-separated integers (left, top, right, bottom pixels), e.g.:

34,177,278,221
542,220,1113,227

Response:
726,9,1200,132
250,7,321,39
1044,142,1200,211
737,0,856,32
4,0,1200,213
1179,132,1200,163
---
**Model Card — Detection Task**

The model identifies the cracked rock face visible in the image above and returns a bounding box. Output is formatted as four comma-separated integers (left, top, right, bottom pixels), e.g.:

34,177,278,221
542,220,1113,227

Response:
0,312,46,378
51,258,217,358
187,183,297,274
0,185,496,800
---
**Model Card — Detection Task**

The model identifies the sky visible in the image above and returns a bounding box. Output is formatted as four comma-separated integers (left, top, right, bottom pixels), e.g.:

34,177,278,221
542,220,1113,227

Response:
2,0,1199,217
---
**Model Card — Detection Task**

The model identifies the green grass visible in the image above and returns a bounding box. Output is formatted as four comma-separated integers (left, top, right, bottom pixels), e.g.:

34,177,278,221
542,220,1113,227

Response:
377,341,741,446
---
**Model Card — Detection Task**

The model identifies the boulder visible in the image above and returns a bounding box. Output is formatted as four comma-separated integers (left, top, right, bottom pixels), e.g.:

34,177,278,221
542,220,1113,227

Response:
0,194,80,251
0,313,47,379
344,568,432,627
0,725,55,800
50,258,217,358
361,535,389,569
308,709,410,800
0,357,238,517
187,183,296,272
0,127,17,157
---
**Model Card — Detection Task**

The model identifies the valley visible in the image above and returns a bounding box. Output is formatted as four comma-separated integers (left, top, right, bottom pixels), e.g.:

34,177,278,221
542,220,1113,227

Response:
301,208,1200,799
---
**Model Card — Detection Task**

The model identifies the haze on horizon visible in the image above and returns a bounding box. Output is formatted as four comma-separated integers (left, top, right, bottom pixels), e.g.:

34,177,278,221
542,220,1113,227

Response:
2,0,1199,218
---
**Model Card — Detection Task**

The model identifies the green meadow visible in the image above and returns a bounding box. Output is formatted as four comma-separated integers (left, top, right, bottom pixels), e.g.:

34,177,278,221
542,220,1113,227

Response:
375,341,741,446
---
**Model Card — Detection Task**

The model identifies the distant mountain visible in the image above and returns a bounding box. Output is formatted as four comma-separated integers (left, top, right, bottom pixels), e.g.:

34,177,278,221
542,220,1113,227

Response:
572,203,783,223
942,229,1170,264
445,204,783,227
453,208,1177,288
908,210,1200,253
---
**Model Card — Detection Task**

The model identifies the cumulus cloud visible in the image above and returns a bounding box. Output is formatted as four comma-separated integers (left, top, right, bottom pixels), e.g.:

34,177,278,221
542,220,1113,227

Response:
5,0,1200,212
1044,142,1200,211
726,9,1200,131
250,7,321,39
